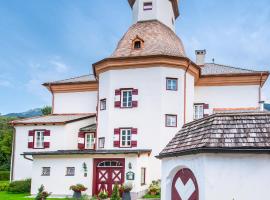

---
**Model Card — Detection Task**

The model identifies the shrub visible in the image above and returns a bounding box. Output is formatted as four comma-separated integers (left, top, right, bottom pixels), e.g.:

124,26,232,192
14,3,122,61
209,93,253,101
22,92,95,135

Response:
0,181,9,191
35,185,51,200
111,184,121,200
7,179,31,193
0,171,10,181
121,182,133,192
98,190,108,199
148,180,161,195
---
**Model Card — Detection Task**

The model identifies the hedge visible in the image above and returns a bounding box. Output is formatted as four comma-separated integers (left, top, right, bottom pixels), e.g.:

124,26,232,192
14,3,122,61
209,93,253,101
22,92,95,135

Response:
0,171,10,181
0,181,9,191
8,179,31,194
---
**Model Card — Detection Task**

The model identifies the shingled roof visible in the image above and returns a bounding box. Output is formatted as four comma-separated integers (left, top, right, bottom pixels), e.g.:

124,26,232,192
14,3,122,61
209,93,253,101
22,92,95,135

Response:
158,112,270,158
43,74,96,86
11,114,96,126
111,20,186,58
201,63,261,76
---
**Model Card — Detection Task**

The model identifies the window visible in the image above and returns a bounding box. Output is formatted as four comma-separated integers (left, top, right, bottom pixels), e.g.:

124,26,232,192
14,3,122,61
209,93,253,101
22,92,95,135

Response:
121,90,132,108
35,130,45,148
41,167,50,176
100,99,106,110
166,78,178,91
134,41,141,49
194,104,204,120
166,115,177,127
85,133,95,149
120,129,132,147
98,137,105,149
66,167,75,176
141,168,146,185
143,2,153,10
97,161,123,167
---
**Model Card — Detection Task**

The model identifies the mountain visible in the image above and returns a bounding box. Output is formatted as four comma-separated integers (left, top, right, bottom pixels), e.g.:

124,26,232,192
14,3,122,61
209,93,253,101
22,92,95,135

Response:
4,108,42,118
265,103,270,111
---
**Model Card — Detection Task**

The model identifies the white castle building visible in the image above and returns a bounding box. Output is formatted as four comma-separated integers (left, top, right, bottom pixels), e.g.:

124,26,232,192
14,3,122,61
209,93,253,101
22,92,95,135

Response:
10,0,269,199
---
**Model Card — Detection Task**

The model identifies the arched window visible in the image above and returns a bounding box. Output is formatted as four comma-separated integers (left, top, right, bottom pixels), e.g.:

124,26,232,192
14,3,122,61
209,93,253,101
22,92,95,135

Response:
97,160,123,167
132,35,144,50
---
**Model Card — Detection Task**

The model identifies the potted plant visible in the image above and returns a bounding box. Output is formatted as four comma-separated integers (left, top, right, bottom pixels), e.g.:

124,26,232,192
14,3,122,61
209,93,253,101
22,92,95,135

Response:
111,184,121,200
148,180,161,196
121,182,133,200
98,190,108,200
70,184,87,199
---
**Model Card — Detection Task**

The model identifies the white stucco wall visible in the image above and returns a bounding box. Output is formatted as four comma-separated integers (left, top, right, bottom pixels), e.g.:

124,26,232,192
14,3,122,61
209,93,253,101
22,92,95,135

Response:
12,118,94,181
31,154,150,197
161,153,270,200
194,85,260,114
132,0,176,31
53,91,97,114
97,66,195,183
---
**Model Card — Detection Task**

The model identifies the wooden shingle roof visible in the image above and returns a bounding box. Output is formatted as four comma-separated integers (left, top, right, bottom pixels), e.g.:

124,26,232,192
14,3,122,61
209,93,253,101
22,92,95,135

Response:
158,112,270,158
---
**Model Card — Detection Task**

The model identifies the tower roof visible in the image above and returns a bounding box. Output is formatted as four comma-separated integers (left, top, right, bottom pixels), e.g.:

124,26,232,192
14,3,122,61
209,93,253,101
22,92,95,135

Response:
128,0,180,18
111,20,186,58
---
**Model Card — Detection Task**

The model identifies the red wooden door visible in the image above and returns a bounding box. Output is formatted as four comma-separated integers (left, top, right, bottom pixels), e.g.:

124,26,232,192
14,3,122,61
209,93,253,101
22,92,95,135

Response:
94,159,125,196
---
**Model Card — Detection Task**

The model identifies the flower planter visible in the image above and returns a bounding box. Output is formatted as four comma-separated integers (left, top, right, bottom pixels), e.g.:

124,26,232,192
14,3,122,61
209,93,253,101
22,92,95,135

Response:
73,191,82,199
122,191,131,200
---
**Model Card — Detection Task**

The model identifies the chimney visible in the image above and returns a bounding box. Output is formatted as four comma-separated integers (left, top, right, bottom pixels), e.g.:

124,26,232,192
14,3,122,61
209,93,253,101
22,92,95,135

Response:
195,50,206,66
259,101,265,112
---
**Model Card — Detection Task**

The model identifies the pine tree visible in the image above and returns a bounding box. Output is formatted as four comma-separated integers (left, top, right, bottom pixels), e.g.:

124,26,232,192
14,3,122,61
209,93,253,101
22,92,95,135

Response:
110,184,121,200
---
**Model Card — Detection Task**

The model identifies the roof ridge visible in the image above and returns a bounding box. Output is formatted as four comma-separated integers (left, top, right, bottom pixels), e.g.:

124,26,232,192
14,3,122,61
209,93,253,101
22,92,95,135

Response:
53,74,95,82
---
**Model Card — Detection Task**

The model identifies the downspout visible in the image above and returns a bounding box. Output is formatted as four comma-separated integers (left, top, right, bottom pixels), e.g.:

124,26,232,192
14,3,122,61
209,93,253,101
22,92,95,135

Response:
10,127,16,181
184,62,191,124
259,72,263,103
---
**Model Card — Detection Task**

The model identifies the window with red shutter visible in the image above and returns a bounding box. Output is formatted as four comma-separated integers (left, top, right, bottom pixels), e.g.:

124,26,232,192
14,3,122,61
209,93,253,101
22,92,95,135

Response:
28,130,35,149
78,132,85,150
113,128,138,148
114,88,139,108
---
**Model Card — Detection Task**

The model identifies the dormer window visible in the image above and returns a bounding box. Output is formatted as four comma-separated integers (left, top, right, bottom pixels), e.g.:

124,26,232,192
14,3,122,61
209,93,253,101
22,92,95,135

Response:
132,35,144,50
143,2,153,11
134,41,141,49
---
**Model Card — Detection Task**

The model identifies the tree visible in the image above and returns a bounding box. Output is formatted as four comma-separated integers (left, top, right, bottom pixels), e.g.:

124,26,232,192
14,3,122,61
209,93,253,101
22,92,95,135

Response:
41,106,52,116
0,116,17,170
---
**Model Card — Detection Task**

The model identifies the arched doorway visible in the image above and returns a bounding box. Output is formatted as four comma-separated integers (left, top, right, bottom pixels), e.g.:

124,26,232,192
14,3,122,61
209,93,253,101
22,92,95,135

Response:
93,158,125,196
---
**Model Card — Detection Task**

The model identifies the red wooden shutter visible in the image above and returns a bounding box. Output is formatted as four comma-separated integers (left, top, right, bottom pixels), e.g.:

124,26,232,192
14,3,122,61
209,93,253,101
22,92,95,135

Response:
28,130,35,149
203,104,209,117
114,128,120,135
44,130,50,136
114,141,120,148
203,104,209,109
44,142,50,148
131,141,137,147
78,132,85,150
132,101,138,108
115,89,121,108
132,89,138,95
131,128,137,134
114,101,121,108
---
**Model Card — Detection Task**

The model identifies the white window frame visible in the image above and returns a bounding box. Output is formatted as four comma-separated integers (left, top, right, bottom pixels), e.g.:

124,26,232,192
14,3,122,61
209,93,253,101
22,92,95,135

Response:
194,104,204,120
120,129,132,148
121,90,133,108
166,115,177,127
166,78,177,91
143,2,153,10
34,130,45,148
85,133,95,149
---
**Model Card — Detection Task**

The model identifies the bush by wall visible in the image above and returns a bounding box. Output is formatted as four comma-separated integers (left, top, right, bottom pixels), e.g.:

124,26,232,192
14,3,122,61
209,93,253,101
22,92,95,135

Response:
0,181,9,191
0,171,10,181
7,179,31,194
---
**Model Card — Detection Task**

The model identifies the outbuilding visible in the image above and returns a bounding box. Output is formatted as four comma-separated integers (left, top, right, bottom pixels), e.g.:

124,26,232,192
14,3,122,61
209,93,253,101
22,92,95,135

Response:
158,112,270,200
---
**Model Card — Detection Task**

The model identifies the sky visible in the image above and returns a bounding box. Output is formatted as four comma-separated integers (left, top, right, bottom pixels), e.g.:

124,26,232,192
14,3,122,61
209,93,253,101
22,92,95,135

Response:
0,0,269,114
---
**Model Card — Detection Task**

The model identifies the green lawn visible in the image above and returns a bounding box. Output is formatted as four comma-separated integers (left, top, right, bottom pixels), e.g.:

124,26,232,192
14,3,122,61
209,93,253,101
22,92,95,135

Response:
0,192,71,200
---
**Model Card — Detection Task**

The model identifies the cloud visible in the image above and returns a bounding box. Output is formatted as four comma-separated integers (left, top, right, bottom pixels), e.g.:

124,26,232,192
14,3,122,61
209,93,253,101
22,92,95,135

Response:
50,60,69,73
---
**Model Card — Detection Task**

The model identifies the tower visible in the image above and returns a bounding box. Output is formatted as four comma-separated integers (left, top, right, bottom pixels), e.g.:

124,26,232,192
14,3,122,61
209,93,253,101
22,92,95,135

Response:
128,0,179,32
